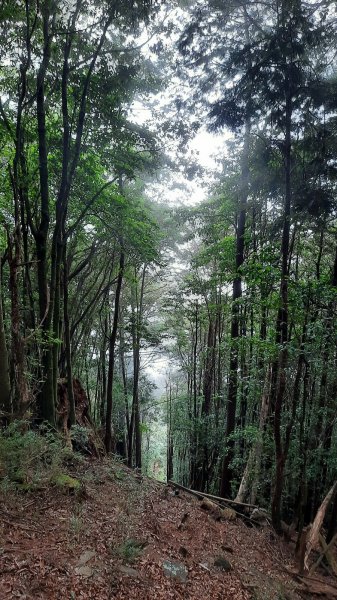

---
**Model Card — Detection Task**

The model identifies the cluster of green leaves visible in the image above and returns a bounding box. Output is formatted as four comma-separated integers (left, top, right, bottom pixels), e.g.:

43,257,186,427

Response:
0,421,81,492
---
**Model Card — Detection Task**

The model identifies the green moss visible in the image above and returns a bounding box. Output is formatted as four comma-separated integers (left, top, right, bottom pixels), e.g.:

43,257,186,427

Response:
51,473,81,491
17,482,42,492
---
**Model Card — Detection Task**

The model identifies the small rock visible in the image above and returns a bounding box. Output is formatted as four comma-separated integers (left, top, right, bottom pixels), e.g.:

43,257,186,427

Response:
119,565,140,578
214,556,232,572
163,560,188,582
75,565,94,577
221,544,234,554
78,550,96,566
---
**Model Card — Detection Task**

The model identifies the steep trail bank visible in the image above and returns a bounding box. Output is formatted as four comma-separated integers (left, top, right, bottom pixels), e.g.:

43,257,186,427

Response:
0,459,335,599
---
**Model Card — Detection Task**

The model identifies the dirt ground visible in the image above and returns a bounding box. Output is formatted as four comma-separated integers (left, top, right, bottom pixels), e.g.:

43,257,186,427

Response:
0,458,336,599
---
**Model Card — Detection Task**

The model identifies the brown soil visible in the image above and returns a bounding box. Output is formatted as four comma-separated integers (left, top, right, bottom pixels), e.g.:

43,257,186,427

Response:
0,459,336,599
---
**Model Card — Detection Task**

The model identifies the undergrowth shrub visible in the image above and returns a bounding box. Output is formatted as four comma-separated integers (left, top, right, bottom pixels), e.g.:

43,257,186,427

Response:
0,420,81,491
70,424,90,453
116,539,147,564
70,423,105,457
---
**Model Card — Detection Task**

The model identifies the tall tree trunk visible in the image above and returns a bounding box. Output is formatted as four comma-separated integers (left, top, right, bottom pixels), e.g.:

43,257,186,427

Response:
220,117,250,498
128,265,146,469
100,315,108,427
35,6,54,424
271,84,292,532
63,243,76,427
196,315,215,492
104,250,125,453
0,274,10,415
35,7,112,425
7,217,29,413
190,301,199,487
119,318,130,457
167,380,174,481
295,363,309,550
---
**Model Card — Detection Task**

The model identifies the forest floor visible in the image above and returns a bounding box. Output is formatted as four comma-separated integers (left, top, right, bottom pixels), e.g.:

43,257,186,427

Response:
0,457,336,600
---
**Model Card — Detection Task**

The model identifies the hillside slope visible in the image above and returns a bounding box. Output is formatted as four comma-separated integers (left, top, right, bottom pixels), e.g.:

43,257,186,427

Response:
0,459,336,599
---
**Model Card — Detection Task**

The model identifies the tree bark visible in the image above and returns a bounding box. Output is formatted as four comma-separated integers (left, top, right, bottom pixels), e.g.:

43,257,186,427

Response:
128,264,146,468
0,274,10,415
35,6,55,424
63,243,76,427
104,250,125,453
220,117,250,498
167,380,174,481
271,78,292,531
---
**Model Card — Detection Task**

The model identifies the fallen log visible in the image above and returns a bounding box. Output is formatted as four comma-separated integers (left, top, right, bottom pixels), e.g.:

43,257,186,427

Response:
194,490,258,510
298,577,337,598
168,480,258,510
168,480,263,526
284,564,337,594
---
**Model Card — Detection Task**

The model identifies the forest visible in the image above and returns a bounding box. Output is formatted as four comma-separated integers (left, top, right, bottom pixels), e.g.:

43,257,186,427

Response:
0,0,337,597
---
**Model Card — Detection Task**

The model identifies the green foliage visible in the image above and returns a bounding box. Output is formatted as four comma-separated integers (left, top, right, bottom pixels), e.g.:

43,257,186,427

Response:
113,468,127,481
116,538,146,564
0,421,79,491
70,425,90,452
51,473,81,491
228,425,260,446
69,505,84,539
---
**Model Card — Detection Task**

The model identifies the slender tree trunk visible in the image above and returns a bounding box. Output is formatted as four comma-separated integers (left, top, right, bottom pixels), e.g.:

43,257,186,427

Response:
295,363,309,550
100,315,108,427
0,274,10,415
35,7,54,424
35,8,112,426
128,265,146,468
7,220,29,413
190,302,198,487
63,243,76,427
104,251,125,453
271,85,292,532
167,380,173,481
195,315,215,492
220,117,250,498
119,319,130,454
